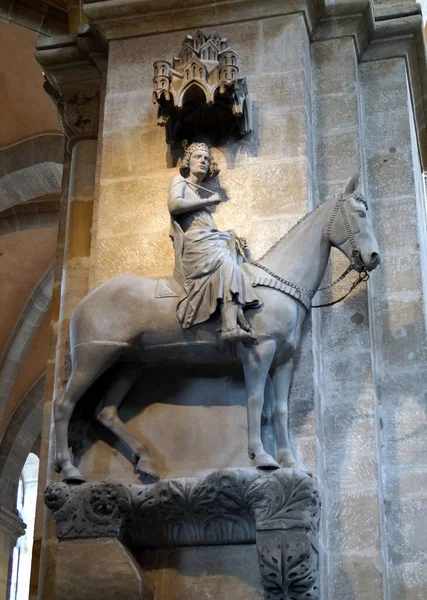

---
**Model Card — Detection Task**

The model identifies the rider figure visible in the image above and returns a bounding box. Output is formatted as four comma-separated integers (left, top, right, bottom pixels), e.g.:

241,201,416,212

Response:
168,142,260,344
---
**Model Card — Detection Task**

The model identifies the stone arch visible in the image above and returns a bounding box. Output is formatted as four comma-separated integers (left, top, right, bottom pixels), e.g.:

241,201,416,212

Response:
177,81,210,108
0,266,54,424
0,375,44,509
0,376,44,600
0,199,60,236
0,134,64,212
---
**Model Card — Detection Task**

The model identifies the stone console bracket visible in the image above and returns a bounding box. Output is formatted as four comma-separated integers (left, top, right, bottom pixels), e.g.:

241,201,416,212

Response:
45,468,320,600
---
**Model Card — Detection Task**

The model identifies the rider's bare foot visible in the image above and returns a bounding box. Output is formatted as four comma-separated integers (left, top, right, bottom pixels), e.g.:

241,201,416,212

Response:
221,327,258,346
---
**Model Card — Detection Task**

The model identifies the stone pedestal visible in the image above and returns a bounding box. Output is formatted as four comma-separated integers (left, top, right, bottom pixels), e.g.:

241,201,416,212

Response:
55,538,143,600
0,505,26,599
44,469,320,600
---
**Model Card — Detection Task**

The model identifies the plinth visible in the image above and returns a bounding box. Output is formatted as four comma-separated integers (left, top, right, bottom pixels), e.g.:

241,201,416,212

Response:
45,468,320,600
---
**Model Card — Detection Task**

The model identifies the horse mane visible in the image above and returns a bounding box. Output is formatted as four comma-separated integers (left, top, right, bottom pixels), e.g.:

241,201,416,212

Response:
258,201,325,260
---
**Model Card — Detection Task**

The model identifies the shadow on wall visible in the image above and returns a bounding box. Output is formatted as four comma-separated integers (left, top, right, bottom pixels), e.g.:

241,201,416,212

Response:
166,102,261,170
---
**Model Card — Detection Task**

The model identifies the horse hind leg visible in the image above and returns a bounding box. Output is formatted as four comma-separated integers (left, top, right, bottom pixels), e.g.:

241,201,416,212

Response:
54,342,124,482
95,363,159,484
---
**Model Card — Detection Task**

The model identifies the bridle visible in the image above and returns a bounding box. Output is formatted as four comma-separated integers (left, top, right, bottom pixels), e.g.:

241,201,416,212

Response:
324,193,367,272
252,194,370,309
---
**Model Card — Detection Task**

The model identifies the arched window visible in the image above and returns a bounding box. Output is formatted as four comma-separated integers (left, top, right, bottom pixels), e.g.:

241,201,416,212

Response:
199,68,203,78
192,64,196,78
186,70,190,80
9,453,39,600
207,48,211,60
161,67,165,75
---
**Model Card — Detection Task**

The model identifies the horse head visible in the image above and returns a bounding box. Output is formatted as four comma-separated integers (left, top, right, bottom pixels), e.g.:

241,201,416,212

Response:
325,174,380,273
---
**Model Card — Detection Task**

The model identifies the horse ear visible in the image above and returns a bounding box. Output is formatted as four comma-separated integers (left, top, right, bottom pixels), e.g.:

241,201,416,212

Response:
344,174,359,195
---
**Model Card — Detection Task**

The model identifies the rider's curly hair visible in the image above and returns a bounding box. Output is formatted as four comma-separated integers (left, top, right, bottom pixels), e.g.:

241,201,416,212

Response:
179,141,220,180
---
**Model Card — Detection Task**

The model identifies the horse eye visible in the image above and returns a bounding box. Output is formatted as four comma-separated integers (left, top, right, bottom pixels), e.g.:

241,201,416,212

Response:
358,211,366,218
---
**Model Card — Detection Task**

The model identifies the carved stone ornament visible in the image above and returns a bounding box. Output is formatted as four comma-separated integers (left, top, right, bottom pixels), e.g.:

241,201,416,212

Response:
152,30,252,144
36,26,107,145
46,468,320,599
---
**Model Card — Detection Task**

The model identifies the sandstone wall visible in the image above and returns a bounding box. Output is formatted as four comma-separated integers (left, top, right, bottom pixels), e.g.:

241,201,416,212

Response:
87,14,316,482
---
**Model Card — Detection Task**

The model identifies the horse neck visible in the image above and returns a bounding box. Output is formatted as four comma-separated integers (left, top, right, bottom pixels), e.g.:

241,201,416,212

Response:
259,202,331,301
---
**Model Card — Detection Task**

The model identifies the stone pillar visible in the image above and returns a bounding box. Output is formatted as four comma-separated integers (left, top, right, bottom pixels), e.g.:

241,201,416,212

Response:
311,10,384,599
34,29,106,600
29,153,70,600
0,505,25,600
360,51,427,599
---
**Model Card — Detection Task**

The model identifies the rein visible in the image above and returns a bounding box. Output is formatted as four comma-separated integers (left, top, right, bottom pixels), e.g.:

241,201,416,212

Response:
251,194,370,310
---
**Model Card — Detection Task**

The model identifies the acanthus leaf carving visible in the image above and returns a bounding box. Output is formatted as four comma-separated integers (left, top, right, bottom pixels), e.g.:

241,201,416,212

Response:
45,469,319,598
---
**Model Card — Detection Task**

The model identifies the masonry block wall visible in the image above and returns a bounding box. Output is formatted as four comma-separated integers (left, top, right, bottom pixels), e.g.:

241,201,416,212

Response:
87,14,316,483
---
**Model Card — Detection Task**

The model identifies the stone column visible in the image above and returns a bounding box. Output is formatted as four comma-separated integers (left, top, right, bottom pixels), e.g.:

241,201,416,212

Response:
34,29,106,600
0,505,25,600
360,41,427,600
29,153,70,600
311,9,384,599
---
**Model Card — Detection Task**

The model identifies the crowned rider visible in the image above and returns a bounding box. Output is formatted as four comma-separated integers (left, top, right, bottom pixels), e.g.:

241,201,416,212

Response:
168,142,261,344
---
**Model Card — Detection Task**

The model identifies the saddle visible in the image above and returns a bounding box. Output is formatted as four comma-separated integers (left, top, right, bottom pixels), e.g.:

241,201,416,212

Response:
158,222,310,310
155,264,310,311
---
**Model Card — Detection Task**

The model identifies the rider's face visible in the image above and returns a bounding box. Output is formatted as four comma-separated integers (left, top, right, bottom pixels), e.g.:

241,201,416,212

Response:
189,150,210,179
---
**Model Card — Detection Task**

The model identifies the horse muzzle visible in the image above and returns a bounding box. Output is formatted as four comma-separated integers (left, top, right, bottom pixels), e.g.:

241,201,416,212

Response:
365,251,380,272
352,250,380,272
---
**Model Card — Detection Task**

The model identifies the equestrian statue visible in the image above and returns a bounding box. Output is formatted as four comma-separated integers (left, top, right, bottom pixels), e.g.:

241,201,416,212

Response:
54,142,380,483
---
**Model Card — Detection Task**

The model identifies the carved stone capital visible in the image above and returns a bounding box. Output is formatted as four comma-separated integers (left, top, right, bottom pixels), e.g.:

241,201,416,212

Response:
36,26,107,144
45,480,132,538
0,504,26,543
45,468,320,598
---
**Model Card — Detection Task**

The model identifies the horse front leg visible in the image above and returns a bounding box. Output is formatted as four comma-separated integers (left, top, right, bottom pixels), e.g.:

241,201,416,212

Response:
271,360,306,471
239,339,279,470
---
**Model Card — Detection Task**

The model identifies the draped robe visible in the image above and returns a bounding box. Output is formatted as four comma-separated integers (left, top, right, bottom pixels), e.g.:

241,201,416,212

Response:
169,176,261,328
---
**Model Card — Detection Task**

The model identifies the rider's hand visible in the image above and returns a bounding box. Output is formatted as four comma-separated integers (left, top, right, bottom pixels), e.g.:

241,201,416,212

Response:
209,193,222,205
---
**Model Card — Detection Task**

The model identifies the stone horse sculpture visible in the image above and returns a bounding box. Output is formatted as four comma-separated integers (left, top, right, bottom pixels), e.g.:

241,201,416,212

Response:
54,176,380,483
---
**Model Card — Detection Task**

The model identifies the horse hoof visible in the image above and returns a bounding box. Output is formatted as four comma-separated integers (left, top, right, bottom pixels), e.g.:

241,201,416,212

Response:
255,453,280,470
135,458,159,485
276,451,309,473
62,466,85,484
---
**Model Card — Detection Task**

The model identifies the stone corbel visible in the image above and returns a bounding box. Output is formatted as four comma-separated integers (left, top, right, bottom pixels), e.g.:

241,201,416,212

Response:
35,26,107,150
82,0,321,42
313,0,375,58
45,468,320,599
0,504,26,543
361,3,427,170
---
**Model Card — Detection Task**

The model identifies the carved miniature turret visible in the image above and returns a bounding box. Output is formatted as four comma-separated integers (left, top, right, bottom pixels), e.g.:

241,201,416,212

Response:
152,30,251,143
219,50,239,93
152,61,172,102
